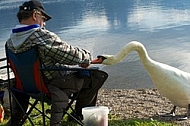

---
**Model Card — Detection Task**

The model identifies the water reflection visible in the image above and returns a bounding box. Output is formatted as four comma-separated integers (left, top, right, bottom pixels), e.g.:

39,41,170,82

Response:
1,0,190,39
1,0,190,88
128,2,190,31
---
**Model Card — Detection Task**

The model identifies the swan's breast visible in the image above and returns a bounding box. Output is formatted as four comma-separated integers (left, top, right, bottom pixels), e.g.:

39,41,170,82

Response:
146,62,190,108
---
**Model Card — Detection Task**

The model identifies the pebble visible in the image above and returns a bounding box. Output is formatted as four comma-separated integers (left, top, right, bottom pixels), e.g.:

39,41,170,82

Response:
97,88,190,125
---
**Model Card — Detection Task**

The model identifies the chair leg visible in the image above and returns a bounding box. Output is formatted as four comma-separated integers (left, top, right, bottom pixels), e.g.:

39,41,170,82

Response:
8,89,13,126
19,98,39,126
66,110,84,126
11,93,49,126
8,91,35,126
41,94,46,126
64,92,84,126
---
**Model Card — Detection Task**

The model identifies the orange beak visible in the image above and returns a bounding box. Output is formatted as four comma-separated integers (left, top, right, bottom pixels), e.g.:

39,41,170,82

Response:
91,57,103,64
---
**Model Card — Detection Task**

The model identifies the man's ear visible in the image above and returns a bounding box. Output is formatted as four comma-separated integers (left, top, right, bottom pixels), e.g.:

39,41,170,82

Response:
32,11,37,21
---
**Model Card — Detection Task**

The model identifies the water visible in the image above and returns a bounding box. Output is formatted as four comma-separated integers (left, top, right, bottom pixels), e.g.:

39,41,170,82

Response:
1,0,190,89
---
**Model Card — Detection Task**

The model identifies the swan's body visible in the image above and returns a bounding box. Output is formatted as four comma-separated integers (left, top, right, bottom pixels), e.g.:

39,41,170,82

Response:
92,41,190,117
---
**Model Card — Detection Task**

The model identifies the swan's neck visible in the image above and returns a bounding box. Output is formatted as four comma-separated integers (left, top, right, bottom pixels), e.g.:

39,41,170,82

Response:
114,41,152,65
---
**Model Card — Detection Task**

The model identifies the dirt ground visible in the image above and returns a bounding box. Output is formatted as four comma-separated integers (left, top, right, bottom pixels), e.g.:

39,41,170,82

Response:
97,88,190,125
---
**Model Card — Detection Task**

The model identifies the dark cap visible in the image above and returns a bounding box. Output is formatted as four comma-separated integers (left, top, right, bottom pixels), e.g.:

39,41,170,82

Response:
19,0,52,21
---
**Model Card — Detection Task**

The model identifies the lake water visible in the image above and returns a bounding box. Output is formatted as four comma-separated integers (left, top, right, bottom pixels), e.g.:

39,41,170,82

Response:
1,0,190,89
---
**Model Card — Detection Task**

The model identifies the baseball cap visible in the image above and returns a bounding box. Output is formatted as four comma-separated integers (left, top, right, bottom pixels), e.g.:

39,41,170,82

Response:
19,0,52,21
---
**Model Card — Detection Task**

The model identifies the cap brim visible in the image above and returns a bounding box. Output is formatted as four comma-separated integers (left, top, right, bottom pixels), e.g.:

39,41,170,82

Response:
41,10,52,21
43,13,52,21
37,8,51,21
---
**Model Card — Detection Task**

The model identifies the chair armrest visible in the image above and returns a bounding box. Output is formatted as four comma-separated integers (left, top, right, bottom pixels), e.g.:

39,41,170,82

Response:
40,66,99,71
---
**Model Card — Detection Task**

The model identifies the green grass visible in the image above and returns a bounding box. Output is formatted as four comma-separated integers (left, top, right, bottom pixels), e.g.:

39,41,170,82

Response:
0,117,177,126
0,99,177,126
0,116,176,126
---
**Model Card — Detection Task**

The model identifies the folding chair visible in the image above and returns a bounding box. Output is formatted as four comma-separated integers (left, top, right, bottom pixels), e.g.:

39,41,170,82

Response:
5,45,98,126
0,57,11,122
0,58,8,106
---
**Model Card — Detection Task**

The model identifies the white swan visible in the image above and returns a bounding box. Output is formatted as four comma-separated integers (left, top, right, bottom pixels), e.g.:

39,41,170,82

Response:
91,41,190,119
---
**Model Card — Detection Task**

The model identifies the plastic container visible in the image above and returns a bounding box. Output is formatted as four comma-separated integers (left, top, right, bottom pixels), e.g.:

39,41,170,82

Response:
82,106,109,126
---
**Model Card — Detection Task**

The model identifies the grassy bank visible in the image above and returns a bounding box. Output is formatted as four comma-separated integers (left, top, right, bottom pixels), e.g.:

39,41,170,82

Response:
0,99,176,126
0,116,176,126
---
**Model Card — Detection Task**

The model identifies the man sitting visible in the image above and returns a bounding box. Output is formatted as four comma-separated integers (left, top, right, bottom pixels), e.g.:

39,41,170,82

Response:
6,0,108,125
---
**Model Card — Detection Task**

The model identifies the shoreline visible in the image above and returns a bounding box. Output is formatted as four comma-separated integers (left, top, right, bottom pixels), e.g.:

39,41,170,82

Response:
97,88,190,125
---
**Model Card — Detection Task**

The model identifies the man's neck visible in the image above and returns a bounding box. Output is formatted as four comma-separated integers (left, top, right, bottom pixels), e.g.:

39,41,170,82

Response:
20,18,36,25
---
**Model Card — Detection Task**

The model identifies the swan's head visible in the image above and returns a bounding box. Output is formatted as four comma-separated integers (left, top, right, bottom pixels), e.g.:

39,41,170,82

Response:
91,55,117,65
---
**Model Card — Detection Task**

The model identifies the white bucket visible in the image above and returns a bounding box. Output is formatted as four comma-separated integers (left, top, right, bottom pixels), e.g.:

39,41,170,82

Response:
82,106,109,126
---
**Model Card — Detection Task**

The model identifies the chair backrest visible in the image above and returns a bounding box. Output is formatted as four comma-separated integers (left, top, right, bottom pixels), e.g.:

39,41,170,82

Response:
6,46,49,94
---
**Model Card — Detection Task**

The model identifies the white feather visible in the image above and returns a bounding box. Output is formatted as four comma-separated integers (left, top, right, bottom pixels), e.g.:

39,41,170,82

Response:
102,41,190,108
